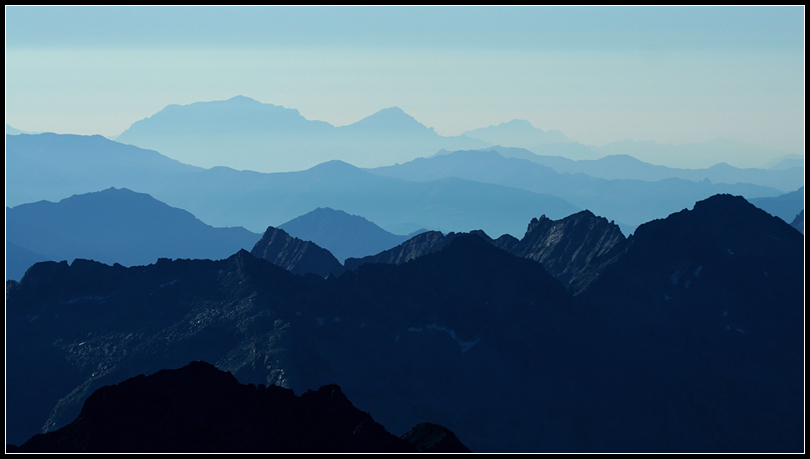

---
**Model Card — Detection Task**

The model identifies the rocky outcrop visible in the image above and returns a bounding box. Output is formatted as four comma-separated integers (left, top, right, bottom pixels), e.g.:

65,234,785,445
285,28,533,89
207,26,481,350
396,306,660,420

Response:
344,230,453,270
505,210,627,294
347,211,627,294
11,361,468,453
250,226,344,278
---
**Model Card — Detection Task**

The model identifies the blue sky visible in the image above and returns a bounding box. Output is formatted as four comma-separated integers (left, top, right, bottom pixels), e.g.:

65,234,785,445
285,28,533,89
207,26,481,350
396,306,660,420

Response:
5,6,805,155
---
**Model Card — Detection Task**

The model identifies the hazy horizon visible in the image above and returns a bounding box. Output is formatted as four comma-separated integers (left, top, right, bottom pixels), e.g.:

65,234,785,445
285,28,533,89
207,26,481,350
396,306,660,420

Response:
6,6,805,160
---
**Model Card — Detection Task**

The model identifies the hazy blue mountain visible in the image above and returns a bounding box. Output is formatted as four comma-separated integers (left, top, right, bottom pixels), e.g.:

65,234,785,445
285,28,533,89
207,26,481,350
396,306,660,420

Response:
279,207,417,263
594,138,790,169
6,133,202,207
7,133,580,239
6,124,28,135
763,153,805,170
250,226,345,278
476,147,803,193
115,96,489,172
748,187,804,223
7,194,803,452
462,119,575,149
369,149,782,233
6,241,49,281
5,187,261,280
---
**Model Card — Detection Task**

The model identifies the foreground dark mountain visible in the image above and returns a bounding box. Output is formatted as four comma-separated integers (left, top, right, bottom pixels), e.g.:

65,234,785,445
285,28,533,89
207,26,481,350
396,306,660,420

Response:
115,96,489,171
5,187,261,281
279,207,417,262
6,195,803,452
370,149,782,232
7,133,578,238
10,361,468,453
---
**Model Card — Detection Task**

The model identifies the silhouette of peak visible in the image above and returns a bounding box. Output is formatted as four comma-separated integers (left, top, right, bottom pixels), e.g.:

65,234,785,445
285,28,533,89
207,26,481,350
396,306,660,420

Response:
306,159,364,175
346,107,429,132
498,119,536,129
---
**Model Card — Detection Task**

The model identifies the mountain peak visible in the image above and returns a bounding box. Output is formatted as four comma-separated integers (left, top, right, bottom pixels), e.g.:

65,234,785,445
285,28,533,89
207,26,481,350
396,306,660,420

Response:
345,107,429,132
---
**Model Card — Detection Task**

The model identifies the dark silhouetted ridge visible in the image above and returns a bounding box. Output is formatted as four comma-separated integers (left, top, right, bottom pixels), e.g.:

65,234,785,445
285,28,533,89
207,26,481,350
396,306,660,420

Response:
12,361,466,453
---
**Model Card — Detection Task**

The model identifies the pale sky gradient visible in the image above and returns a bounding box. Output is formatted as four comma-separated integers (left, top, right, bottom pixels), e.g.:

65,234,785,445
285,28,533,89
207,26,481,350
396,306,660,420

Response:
5,6,805,155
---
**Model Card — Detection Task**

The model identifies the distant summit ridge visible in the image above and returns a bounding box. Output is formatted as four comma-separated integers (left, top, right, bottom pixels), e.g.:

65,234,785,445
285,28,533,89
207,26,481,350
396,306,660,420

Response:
115,96,490,171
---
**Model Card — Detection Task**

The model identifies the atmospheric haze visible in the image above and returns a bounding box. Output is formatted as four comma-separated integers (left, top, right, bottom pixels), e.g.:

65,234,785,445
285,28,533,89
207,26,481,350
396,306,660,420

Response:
5,6,805,171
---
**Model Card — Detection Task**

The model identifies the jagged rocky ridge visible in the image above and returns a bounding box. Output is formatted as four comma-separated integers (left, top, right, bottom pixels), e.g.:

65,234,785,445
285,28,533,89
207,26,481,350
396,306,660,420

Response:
250,226,345,278
9,361,470,453
346,210,627,294
5,194,804,452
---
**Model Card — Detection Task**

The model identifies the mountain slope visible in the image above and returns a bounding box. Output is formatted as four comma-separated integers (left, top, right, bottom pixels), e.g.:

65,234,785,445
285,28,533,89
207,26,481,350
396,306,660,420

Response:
748,187,804,223
11,361,468,453
250,226,345,278
5,187,261,280
279,208,415,262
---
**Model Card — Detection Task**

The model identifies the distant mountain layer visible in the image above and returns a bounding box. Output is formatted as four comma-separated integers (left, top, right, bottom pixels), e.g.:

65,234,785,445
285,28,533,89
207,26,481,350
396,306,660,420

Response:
7,133,579,238
748,187,804,223
370,149,782,233
593,138,791,170
461,119,576,150
115,96,490,172
10,361,470,453
5,187,261,281
480,146,803,193
7,194,803,452
279,208,416,262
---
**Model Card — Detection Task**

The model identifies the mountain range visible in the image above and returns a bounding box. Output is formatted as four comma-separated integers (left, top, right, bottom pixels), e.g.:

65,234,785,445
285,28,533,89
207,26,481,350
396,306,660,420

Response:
471,146,804,193
111,96,798,171
7,133,581,238
7,194,803,452
371,149,785,232
5,187,260,281
115,96,489,171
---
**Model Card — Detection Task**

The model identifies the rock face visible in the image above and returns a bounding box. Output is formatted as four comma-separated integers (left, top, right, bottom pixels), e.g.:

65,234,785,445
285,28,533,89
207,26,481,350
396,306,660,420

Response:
11,361,468,453
344,230,453,270
347,211,627,294
502,210,627,294
250,226,345,278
